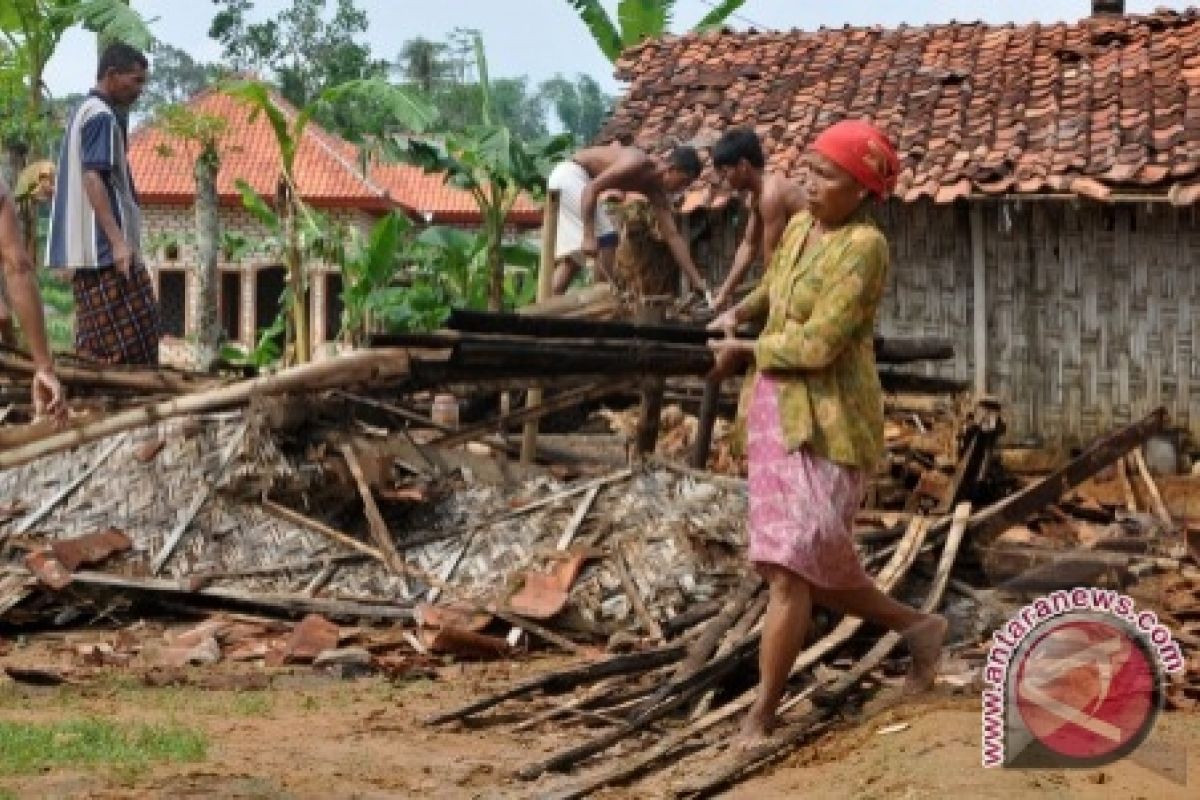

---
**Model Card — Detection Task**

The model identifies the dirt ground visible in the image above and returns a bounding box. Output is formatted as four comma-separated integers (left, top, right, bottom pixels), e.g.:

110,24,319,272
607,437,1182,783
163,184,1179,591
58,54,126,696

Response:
1,634,1197,800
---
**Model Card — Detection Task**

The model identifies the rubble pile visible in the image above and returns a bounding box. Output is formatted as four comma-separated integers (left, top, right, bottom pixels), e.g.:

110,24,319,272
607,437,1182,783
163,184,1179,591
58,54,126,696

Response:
2,312,1198,796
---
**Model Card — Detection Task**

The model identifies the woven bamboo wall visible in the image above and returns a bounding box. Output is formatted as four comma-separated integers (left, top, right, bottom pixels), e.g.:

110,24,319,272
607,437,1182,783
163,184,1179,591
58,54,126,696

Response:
699,200,1200,449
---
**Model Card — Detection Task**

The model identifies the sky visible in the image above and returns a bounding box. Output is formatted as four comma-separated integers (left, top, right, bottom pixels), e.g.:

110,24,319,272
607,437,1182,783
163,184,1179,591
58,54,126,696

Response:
44,0,1189,99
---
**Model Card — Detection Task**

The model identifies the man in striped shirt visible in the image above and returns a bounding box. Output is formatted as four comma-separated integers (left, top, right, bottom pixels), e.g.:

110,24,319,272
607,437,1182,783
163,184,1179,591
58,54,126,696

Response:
47,43,159,365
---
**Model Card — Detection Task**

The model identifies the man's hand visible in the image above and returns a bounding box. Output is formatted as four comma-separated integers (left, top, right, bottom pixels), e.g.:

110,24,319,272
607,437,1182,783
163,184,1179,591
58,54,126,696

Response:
711,282,736,312
31,366,67,425
580,229,598,259
112,238,133,279
707,306,739,339
707,336,753,382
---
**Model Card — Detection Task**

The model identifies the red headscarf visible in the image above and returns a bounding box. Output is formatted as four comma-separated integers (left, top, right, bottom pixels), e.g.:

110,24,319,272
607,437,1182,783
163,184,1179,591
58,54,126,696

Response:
810,120,900,199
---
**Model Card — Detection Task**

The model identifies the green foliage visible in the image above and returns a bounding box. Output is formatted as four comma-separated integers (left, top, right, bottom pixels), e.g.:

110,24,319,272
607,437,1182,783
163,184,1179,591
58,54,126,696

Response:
336,210,412,342
566,0,746,62
0,717,206,775
209,0,395,140
152,102,229,172
37,268,74,350
380,33,569,311
141,43,224,114
0,1,153,159
220,304,285,369
539,73,612,145
433,78,549,142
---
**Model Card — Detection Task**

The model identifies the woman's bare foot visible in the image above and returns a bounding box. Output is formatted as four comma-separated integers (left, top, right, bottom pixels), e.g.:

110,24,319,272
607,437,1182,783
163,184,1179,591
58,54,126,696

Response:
734,701,778,749
901,613,947,694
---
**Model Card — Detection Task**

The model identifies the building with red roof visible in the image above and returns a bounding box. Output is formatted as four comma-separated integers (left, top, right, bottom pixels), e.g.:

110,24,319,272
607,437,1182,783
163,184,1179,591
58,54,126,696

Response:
128,86,541,357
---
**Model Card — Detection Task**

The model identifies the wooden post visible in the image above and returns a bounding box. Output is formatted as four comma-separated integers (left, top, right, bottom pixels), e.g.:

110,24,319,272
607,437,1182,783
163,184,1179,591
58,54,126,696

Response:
635,303,667,457
521,190,560,465
970,203,987,397
690,378,721,469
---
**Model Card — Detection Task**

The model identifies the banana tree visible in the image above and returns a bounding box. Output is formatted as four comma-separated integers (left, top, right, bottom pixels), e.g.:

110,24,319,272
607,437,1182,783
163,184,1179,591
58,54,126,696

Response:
384,33,571,311
0,0,153,179
566,0,746,62
225,77,434,363
152,104,230,369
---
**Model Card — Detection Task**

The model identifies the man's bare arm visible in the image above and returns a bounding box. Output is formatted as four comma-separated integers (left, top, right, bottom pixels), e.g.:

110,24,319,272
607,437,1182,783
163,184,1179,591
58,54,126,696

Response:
714,205,761,309
0,189,54,369
1,185,66,419
82,171,133,275
579,155,647,245
652,201,708,292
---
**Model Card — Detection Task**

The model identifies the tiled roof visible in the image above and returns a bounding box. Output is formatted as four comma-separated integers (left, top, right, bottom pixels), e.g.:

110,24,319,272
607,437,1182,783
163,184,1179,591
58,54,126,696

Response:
130,87,541,225
602,8,1200,208
366,157,542,226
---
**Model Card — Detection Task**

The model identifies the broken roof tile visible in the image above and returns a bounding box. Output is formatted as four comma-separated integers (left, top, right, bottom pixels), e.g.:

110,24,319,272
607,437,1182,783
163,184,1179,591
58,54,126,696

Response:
602,8,1200,205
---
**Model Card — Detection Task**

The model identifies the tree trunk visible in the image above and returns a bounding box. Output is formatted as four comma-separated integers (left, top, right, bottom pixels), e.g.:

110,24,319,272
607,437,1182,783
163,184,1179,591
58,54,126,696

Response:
193,149,221,369
486,212,503,312
282,183,310,364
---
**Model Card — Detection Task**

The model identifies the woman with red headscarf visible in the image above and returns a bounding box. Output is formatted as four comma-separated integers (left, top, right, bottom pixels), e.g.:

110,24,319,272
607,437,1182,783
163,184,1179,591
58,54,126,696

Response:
708,120,946,742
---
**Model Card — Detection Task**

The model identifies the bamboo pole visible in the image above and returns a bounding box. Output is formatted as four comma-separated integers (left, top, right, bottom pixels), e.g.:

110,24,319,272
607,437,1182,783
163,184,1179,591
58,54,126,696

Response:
522,190,560,465
0,349,411,471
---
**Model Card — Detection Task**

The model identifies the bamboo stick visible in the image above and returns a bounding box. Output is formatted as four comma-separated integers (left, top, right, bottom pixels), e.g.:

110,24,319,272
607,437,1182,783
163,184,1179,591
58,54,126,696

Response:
339,443,406,578
1131,448,1173,528
543,516,931,799
259,498,385,563
0,349,411,470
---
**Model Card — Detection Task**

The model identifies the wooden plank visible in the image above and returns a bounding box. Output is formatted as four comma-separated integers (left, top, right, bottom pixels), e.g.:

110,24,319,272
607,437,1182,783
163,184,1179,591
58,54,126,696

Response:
436,381,632,450
1117,456,1139,513
557,484,601,551
424,643,687,726
339,443,406,578
953,408,1167,546
970,203,987,395
4,566,412,621
690,378,721,469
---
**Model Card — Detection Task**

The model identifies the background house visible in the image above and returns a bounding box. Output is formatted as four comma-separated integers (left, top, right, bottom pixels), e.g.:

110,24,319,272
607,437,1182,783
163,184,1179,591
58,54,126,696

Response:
600,2,1200,448
128,87,540,361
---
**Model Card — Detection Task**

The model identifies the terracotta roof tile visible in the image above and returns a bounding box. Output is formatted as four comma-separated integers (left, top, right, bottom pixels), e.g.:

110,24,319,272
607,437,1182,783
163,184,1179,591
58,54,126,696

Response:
605,8,1200,206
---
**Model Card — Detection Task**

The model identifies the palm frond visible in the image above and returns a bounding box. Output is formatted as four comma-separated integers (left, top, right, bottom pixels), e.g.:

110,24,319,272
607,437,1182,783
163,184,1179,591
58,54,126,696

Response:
618,0,670,48
692,0,745,32
75,0,155,50
566,0,623,62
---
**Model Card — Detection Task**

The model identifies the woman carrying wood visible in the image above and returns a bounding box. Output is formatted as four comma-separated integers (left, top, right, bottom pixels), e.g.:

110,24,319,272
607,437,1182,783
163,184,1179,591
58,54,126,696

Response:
707,120,946,743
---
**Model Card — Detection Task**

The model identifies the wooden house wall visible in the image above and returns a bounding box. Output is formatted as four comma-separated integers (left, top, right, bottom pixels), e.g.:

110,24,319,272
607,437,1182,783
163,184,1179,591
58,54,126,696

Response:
691,200,1200,449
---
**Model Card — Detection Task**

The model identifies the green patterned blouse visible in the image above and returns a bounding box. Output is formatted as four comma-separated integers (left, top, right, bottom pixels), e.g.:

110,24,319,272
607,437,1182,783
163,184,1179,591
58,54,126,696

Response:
734,208,888,470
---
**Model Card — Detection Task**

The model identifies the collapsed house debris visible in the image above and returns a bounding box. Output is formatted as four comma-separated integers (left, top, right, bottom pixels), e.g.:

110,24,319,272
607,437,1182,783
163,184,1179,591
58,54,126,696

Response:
2,304,1199,796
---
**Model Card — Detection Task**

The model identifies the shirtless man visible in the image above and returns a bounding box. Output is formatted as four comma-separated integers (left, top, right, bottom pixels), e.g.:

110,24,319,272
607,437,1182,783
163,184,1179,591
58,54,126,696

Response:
0,177,66,422
709,128,808,312
548,143,710,298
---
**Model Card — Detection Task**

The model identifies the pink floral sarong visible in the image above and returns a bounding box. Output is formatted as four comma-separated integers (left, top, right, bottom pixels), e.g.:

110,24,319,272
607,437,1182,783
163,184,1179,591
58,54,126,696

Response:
747,375,873,589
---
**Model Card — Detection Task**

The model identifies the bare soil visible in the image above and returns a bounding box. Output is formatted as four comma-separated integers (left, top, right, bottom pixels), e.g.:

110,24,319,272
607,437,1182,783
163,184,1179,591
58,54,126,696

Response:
1,635,1197,800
